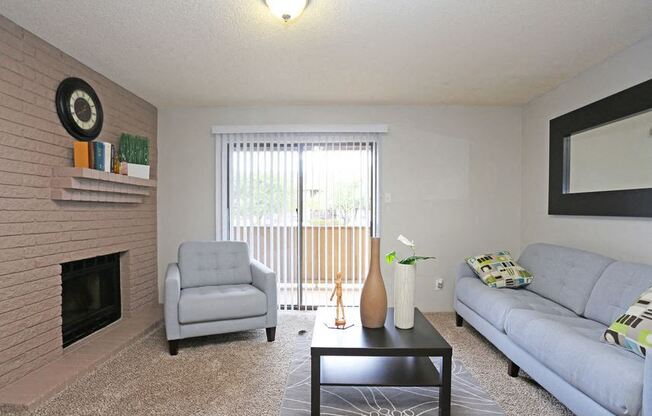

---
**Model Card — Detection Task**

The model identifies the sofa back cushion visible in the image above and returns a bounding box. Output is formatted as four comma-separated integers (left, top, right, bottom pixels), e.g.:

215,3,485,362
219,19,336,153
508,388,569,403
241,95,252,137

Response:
178,241,252,289
518,243,613,315
585,261,652,326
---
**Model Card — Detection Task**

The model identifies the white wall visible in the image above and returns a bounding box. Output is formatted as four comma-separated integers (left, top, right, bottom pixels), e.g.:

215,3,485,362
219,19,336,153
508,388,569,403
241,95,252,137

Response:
157,105,523,311
521,35,652,263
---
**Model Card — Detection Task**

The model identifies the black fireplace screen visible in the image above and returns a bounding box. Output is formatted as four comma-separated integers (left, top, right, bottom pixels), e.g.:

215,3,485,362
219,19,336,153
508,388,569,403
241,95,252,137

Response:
61,253,121,347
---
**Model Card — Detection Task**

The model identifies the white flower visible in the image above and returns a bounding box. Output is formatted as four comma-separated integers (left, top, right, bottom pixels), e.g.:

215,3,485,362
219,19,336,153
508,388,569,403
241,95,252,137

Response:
397,235,415,248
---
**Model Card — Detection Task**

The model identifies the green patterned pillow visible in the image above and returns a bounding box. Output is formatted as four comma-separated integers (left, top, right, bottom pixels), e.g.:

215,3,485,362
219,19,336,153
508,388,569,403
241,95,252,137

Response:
604,287,652,357
466,251,533,288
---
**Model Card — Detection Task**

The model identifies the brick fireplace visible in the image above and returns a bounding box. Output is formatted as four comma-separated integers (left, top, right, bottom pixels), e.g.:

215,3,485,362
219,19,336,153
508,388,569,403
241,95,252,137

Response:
0,13,159,398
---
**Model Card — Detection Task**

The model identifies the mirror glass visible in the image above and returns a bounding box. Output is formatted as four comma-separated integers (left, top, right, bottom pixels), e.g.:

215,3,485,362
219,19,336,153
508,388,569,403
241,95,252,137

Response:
567,108,652,193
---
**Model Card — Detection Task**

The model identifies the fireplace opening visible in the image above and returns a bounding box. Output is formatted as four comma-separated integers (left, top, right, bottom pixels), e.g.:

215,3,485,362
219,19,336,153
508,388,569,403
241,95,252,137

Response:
61,253,121,347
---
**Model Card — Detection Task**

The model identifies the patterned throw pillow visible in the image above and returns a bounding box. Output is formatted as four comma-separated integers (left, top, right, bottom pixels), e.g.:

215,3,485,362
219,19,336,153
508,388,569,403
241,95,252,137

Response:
466,251,533,288
604,287,652,357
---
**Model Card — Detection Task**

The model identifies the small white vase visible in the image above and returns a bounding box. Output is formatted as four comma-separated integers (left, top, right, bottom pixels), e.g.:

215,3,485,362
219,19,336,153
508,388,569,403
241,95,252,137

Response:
394,263,416,329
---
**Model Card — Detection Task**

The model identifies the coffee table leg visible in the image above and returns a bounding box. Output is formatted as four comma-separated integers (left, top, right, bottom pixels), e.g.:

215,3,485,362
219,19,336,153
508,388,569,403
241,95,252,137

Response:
439,353,452,416
311,353,320,415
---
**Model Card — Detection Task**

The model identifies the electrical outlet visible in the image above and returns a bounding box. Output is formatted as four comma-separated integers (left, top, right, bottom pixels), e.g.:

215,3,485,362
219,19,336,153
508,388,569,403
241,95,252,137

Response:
435,278,444,290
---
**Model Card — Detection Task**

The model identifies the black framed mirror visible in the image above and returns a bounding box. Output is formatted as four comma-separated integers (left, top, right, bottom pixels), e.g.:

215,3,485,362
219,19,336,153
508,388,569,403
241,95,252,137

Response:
548,78,652,217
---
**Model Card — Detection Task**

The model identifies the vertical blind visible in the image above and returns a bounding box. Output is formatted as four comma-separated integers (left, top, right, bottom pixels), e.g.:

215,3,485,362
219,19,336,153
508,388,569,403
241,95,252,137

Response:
219,132,379,309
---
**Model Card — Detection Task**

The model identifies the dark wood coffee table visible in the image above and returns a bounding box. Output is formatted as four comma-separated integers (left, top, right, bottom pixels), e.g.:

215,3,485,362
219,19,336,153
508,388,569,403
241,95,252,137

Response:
311,307,452,416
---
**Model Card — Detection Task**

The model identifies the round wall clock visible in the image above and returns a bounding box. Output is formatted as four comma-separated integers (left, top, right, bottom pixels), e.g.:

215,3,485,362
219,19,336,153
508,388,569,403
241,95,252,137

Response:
55,77,103,141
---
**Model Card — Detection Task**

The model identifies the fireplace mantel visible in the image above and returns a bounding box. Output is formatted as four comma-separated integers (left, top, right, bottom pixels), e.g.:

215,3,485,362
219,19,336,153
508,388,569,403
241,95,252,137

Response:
50,167,157,203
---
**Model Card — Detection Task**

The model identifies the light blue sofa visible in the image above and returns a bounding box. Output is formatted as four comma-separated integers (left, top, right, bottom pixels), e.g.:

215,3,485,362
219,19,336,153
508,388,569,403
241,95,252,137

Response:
454,243,652,416
164,241,277,355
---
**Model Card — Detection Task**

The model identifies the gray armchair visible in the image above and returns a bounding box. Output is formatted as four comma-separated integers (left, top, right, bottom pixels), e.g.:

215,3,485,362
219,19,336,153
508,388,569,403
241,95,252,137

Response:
164,241,277,355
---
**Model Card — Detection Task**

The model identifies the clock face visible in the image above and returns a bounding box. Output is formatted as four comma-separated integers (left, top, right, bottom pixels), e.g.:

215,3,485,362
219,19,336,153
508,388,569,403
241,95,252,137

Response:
69,89,97,131
55,77,103,141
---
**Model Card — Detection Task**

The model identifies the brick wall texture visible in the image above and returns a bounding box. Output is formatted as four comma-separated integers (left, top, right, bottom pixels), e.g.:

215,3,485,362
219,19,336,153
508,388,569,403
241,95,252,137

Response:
0,15,158,389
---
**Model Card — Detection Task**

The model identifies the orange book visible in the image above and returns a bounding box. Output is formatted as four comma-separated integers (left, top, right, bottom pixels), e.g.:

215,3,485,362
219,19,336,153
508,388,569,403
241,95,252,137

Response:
73,142,89,168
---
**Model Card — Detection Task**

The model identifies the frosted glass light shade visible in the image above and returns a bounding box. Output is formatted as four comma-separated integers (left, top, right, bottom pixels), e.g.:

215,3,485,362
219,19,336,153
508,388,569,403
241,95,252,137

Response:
265,0,307,22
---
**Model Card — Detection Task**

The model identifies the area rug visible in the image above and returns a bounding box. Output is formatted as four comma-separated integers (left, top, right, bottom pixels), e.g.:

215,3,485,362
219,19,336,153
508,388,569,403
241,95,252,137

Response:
280,331,504,416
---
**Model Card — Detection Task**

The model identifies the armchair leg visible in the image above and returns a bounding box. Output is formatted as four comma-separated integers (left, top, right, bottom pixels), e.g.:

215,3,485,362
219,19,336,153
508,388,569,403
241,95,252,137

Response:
266,327,276,342
508,360,520,377
455,312,464,327
168,340,179,356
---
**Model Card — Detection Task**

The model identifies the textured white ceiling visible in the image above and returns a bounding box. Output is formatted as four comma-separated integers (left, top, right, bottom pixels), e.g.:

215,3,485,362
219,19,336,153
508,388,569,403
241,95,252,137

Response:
2,0,652,107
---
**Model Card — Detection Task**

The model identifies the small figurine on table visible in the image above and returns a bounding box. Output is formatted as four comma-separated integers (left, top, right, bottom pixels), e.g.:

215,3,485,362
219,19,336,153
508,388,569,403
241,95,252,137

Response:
330,272,346,328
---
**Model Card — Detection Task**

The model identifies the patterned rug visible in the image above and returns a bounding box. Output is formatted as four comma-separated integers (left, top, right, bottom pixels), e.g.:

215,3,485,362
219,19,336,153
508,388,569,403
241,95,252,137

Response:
280,331,504,416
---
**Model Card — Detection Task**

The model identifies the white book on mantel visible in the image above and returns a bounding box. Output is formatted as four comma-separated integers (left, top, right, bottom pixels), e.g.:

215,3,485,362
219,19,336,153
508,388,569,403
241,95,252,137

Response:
103,142,111,172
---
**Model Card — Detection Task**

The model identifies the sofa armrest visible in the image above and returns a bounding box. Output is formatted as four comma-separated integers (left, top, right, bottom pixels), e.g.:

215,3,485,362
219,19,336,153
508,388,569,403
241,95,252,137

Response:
164,263,181,340
645,353,651,416
251,260,278,327
456,261,475,284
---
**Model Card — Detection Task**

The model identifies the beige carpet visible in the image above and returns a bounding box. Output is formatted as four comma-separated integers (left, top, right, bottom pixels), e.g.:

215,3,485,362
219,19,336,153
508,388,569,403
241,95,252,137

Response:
11,312,572,416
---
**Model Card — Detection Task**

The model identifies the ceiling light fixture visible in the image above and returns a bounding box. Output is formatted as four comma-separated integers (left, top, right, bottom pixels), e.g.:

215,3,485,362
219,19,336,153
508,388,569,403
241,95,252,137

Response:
265,0,307,22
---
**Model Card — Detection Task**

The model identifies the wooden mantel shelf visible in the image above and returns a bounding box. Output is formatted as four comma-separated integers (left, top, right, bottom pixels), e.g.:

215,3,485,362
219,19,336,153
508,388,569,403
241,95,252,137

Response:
51,167,156,203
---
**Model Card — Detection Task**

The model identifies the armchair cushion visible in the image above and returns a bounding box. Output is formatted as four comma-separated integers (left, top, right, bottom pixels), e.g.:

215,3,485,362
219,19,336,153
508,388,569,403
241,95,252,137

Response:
178,284,267,324
178,241,252,288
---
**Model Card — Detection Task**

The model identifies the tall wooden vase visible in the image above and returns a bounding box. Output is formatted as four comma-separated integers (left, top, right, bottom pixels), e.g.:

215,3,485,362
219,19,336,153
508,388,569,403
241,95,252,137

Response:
360,237,387,328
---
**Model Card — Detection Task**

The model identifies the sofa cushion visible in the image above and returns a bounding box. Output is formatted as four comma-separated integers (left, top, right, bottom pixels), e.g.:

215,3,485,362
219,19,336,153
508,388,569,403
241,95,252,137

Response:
585,261,652,326
604,286,652,357
178,241,252,288
505,310,644,416
455,276,576,331
178,284,267,324
518,243,613,315
466,251,533,288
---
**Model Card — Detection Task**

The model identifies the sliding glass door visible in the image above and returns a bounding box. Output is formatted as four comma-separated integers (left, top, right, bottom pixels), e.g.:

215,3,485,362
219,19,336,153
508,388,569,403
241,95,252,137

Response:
221,133,378,309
